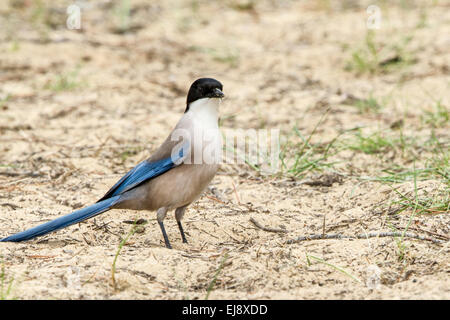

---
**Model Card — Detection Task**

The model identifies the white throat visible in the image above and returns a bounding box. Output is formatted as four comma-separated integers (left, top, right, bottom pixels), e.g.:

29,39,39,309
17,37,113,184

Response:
187,98,220,128
175,98,222,165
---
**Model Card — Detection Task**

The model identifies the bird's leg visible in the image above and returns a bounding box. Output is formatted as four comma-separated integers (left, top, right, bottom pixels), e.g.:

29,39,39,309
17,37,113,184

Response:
175,205,188,243
157,207,171,249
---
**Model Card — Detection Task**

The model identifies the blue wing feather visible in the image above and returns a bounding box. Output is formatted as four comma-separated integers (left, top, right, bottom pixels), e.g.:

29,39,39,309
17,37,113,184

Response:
98,142,187,201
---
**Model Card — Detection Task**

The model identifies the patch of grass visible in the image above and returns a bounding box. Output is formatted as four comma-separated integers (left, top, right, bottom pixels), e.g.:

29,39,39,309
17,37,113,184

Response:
0,94,11,109
378,164,448,261
9,40,20,52
343,128,429,158
305,253,361,283
388,166,422,261
112,0,131,33
394,192,449,216
0,257,16,300
346,31,379,74
45,68,84,92
227,0,256,12
30,0,47,25
353,94,382,114
0,163,19,168
280,131,338,178
390,182,449,217
111,219,143,290
360,148,448,185
416,9,428,29
363,167,441,184
421,101,449,128
354,130,448,185
278,111,349,179
424,133,449,185
28,0,62,39
116,146,144,165
346,130,396,154
120,148,142,163
345,31,415,75
205,252,229,300
386,221,408,261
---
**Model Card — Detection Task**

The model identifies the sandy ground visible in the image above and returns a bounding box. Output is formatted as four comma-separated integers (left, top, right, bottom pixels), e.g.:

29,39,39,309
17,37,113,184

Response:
0,0,449,299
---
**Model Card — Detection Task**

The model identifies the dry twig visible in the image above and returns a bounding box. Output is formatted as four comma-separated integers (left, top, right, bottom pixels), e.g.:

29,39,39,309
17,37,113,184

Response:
287,232,446,244
249,217,288,233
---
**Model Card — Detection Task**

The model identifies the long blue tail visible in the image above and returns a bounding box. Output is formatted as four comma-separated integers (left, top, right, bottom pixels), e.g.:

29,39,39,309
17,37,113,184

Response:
0,195,121,242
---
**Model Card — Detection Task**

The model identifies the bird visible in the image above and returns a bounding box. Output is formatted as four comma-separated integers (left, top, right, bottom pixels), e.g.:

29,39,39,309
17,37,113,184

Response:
1,78,225,249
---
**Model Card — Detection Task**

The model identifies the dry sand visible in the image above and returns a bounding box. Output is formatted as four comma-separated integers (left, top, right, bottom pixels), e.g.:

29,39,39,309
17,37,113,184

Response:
0,0,448,299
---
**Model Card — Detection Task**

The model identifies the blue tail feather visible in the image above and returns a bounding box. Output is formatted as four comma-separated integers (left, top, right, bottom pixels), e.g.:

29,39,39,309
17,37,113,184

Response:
0,195,121,242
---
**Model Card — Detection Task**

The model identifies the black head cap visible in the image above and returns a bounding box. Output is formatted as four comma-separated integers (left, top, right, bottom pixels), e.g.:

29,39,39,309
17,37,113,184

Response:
186,78,224,112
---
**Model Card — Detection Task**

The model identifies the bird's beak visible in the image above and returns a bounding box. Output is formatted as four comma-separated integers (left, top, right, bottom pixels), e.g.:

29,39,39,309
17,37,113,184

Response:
213,88,225,98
